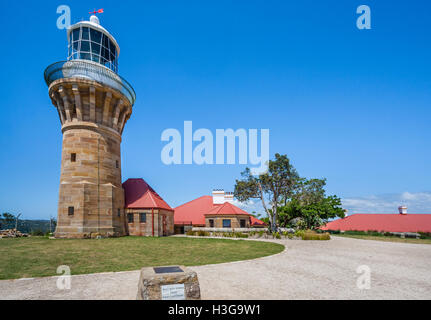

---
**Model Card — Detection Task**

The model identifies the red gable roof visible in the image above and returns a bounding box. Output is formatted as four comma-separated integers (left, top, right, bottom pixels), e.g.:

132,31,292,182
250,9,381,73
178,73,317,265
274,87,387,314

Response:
174,195,213,225
205,202,250,216
250,216,267,226
174,195,266,226
123,178,173,211
321,214,431,233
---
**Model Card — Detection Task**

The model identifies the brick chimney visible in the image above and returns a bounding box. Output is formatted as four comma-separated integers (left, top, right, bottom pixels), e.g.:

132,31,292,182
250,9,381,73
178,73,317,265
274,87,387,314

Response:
398,206,407,215
212,189,225,204
224,192,234,204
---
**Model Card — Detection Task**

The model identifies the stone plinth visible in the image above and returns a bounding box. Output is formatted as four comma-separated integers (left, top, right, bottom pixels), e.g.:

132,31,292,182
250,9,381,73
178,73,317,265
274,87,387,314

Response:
136,266,201,300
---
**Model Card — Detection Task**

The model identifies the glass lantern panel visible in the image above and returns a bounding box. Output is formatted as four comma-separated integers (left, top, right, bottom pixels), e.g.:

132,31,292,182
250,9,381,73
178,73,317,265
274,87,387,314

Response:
72,28,80,42
82,27,89,40
80,40,90,52
90,29,102,43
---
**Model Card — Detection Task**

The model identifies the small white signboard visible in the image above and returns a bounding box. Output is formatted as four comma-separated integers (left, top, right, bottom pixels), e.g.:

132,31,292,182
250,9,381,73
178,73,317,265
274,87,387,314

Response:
161,283,185,300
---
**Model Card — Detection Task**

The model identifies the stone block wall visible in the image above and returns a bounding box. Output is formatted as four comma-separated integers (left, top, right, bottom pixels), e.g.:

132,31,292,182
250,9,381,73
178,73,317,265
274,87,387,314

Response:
126,209,174,237
48,78,132,238
204,215,250,229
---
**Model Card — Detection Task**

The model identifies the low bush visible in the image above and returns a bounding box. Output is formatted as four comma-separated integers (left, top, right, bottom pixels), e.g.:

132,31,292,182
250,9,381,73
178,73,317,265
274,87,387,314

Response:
367,230,382,236
272,232,281,239
294,230,305,238
197,230,210,237
344,230,368,236
186,230,196,236
301,231,330,241
418,232,431,239
234,232,248,238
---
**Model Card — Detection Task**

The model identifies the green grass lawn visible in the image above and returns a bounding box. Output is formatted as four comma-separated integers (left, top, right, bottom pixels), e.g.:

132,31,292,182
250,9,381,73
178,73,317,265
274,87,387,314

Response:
0,236,284,280
335,234,431,245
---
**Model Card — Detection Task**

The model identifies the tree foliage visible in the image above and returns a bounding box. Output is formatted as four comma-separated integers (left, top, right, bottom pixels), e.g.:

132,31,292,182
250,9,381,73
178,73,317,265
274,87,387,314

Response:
235,154,299,231
235,154,345,231
0,213,15,229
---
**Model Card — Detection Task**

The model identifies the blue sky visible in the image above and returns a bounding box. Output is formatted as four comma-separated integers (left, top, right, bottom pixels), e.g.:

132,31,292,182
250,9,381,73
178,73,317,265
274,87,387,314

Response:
0,0,430,219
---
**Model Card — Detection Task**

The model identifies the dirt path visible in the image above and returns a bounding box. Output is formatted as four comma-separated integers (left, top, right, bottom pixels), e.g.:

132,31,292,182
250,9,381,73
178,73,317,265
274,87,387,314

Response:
1,236,430,300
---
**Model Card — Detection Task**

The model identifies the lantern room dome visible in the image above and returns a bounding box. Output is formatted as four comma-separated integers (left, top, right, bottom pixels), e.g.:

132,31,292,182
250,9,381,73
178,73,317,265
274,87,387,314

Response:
66,16,120,73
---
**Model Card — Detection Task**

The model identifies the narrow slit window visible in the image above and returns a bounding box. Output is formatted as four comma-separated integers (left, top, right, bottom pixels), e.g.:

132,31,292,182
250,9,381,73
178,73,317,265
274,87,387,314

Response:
117,208,121,217
71,153,76,162
68,206,74,216
116,160,119,168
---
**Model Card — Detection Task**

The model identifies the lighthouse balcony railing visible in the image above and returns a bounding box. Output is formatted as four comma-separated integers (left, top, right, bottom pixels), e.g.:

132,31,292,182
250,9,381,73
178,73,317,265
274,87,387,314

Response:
44,60,136,105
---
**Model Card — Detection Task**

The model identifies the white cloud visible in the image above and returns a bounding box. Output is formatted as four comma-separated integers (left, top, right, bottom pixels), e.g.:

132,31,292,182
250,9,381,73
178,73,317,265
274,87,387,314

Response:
231,192,431,217
233,191,431,215
342,192,431,214
232,199,267,218
232,199,257,210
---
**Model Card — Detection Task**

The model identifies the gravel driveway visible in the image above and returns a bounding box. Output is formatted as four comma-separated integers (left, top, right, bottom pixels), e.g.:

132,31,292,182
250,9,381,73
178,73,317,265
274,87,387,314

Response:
1,236,430,300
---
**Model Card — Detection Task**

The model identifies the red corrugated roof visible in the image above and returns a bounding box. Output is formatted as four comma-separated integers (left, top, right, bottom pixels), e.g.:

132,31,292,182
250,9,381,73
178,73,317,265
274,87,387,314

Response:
321,214,431,233
174,195,213,225
123,178,173,211
205,202,250,216
250,216,267,226
174,195,266,226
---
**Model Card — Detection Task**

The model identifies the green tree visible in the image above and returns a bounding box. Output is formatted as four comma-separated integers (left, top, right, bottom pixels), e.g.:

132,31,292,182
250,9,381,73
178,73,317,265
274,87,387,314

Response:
234,154,300,231
0,213,15,229
280,195,345,229
292,178,327,205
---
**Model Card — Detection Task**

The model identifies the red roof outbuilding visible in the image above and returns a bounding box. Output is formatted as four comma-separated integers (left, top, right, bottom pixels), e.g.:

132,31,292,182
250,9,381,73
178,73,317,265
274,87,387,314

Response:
123,178,173,211
321,214,431,233
174,195,266,227
205,202,250,216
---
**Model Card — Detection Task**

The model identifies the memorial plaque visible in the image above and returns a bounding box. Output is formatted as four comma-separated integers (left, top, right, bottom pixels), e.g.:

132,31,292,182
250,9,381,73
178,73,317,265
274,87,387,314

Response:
154,266,183,274
161,283,186,300
136,265,201,300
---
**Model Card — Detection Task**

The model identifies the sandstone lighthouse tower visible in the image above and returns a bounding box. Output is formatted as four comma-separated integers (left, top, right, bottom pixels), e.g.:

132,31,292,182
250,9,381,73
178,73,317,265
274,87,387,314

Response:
44,14,136,238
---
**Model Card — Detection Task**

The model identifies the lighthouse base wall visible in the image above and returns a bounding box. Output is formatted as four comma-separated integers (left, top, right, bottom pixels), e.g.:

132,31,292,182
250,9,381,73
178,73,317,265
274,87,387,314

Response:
54,126,126,239
55,182,126,238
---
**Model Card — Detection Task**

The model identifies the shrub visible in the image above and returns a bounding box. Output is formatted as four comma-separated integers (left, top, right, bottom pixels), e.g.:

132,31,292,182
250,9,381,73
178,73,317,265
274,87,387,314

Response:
301,231,330,240
367,230,381,236
294,230,305,238
186,230,196,236
345,230,367,236
287,233,293,239
418,232,431,239
234,232,248,238
272,232,281,239
197,230,209,237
